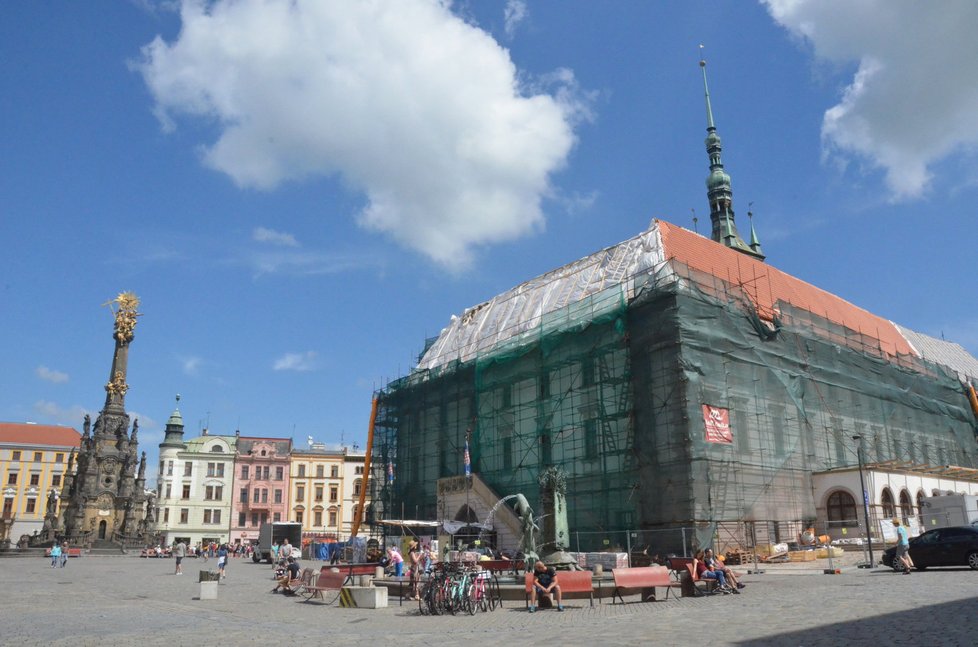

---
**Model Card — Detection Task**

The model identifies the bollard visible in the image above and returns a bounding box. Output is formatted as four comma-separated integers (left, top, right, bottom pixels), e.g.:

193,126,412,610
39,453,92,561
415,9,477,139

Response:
593,563,604,577
375,566,384,579
198,570,219,600
358,574,372,587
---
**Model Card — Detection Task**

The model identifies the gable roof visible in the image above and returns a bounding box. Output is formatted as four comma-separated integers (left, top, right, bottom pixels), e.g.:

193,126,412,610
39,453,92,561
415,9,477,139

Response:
656,220,915,357
0,422,81,448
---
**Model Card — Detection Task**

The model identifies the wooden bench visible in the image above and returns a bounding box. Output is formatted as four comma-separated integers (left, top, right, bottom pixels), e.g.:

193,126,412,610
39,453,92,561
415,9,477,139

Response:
610,565,679,603
524,570,594,608
683,562,721,595
667,557,694,581
302,566,347,604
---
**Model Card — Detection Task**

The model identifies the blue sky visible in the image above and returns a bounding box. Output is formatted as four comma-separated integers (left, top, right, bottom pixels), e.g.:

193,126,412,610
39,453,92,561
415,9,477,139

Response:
3,1,977,486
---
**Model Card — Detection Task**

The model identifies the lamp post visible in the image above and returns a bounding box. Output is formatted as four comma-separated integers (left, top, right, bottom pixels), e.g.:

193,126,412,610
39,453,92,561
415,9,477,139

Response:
852,435,875,568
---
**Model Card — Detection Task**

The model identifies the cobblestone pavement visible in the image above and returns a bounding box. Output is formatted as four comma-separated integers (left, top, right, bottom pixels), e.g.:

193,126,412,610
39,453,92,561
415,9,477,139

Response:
3,555,976,646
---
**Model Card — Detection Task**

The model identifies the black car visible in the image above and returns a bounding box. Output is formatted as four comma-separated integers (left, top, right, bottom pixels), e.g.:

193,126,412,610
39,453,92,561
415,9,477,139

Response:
881,526,978,570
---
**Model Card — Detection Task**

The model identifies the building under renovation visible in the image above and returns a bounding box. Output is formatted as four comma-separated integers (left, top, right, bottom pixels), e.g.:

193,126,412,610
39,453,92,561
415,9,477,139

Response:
372,62,978,555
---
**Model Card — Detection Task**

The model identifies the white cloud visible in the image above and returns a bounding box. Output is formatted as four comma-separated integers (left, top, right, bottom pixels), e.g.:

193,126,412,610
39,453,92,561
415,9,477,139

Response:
764,0,978,200
36,365,69,383
32,401,93,427
504,0,528,38
245,249,381,278
273,351,318,372
252,226,299,247
137,0,586,269
180,355,202,376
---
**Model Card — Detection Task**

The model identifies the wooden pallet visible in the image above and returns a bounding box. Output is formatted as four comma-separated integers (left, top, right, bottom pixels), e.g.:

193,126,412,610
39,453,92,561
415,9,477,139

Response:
722,550,753,566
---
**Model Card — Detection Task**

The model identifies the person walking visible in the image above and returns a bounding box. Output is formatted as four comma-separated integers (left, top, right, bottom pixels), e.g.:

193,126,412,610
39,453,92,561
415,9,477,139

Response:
407,540,423,600
217,543,229,580
60,541,69,568
894,518,914,574
50,542,62,568
173,539,187,575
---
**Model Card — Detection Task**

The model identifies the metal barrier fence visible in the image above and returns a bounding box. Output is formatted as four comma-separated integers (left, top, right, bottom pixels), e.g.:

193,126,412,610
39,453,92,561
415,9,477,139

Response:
570,528,696,566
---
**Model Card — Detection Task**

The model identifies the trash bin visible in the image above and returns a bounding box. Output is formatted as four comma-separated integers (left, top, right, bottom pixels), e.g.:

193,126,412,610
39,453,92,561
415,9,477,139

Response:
199,570,219,600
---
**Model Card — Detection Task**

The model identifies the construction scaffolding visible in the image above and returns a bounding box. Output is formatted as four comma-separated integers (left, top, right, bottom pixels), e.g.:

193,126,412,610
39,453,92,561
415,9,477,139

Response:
372,221,978,555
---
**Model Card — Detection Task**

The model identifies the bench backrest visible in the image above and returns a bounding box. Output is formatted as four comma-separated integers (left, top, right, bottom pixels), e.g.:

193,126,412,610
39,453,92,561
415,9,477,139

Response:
525,569,594,593
314,566,348,590
612,565,672,588
685,562,701,582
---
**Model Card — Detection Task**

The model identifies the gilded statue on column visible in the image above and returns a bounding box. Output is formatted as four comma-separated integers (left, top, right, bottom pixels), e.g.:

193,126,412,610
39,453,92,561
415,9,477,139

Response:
105,291,141,343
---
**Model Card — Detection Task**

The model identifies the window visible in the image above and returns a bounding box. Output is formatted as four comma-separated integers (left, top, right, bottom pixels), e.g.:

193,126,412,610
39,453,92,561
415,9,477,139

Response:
52,475,61,487
33,452,42,462
261,513,268,524
7,473,17,485
331,465,339,478
159,460,164,475
2,497,13,516
295,510,303,524
355,466,364,475
881,488,896,519
827,490,858,527
353,480,362,496
253,489,260,503
314,510,322,526
899,490,914,521
55,453,64,463
167,461,173,476
261,489,268,503
211,445,224,452
163,508,170,523
180,508,189,524
241,465,250,480
203,510,211,524
216,463,224,477
29,473,40,486
296,486,305,502
584,419,598,459
273,512,281,522
184,462,192,477
11,451,21,461
238,512,246,526
274,489,282,504
329,485,338,503
205,486,223,500
165,484,172,499
26,498,36,514
182,484,190,499
298,464,306,478
328,509,337,527
316,465,324,478
275,466,284,480
315,486,324,502
262,466,269,480
251,513,258,527
240,488,248,503
213,510,221,524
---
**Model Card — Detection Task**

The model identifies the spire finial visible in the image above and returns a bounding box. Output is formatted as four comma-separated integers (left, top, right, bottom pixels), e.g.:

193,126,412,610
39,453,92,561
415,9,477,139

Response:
699,45,715,131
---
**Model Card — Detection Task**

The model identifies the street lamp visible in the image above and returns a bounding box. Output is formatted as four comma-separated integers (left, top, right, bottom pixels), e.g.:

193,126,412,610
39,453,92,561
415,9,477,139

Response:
852,435,875,568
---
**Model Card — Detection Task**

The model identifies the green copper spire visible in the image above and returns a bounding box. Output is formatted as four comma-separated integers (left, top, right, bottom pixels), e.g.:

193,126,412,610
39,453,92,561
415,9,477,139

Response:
699,49,765,261
160,394,187,449
748,207,764,257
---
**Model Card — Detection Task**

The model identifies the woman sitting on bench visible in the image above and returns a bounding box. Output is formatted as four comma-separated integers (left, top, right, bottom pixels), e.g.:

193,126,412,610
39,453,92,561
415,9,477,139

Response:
704,549,744,590
694,550,732,594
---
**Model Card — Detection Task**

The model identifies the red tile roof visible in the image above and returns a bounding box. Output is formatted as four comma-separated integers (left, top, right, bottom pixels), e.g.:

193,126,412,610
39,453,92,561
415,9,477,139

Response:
0,422,81,448
656,220,914,358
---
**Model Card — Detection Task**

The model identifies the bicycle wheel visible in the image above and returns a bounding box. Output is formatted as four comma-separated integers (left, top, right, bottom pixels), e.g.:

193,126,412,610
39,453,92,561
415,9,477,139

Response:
464,583,475,615
418,581,431,616
476,581,488,613
486,576,499,611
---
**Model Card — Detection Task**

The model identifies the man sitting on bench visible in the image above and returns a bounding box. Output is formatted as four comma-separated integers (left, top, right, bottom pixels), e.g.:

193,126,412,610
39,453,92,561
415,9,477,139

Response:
271,557,301,594
528,561,564,613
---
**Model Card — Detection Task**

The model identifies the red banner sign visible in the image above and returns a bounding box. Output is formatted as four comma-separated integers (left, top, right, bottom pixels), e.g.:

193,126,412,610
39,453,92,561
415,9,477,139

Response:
703,405,732,444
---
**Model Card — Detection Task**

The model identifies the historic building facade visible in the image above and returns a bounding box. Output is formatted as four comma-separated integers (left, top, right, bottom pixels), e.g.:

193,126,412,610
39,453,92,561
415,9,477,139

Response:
155,427,237,547
229,437,291,546
0,423,80,544
289,445,367,539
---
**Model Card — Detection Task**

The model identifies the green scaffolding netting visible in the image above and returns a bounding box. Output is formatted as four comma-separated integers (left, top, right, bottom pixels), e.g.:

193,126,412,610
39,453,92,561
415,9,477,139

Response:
372,259,978,554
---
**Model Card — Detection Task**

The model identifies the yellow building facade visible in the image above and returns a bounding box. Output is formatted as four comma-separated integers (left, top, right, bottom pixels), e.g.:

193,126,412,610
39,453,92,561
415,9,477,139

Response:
0,423,80,544
289,445,369,540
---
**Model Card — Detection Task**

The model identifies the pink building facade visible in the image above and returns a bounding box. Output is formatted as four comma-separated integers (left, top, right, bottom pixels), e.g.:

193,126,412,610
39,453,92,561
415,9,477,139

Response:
229,437,292,547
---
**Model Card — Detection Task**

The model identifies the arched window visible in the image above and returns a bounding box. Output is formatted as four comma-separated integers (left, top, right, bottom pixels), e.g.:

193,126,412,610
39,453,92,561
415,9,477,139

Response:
210,445,224,452
899,490,913,521
880,488,896,518
916,490,926,519
827,490,858,527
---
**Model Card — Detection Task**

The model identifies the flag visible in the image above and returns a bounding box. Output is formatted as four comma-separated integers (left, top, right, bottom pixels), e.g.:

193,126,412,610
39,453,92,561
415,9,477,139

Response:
387,461,394,483
463,439,471,477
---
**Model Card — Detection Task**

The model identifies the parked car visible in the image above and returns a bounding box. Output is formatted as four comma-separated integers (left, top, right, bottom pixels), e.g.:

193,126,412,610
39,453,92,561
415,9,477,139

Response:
881,526,978,570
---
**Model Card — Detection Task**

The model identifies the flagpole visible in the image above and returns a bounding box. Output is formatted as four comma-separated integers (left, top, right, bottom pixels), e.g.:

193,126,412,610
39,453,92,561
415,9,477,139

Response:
464,430,471,547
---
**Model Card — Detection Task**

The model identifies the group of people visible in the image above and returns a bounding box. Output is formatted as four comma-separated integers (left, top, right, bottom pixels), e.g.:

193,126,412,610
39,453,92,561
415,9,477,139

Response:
172,539,230,579
693,548,747,594
49,541,70,568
